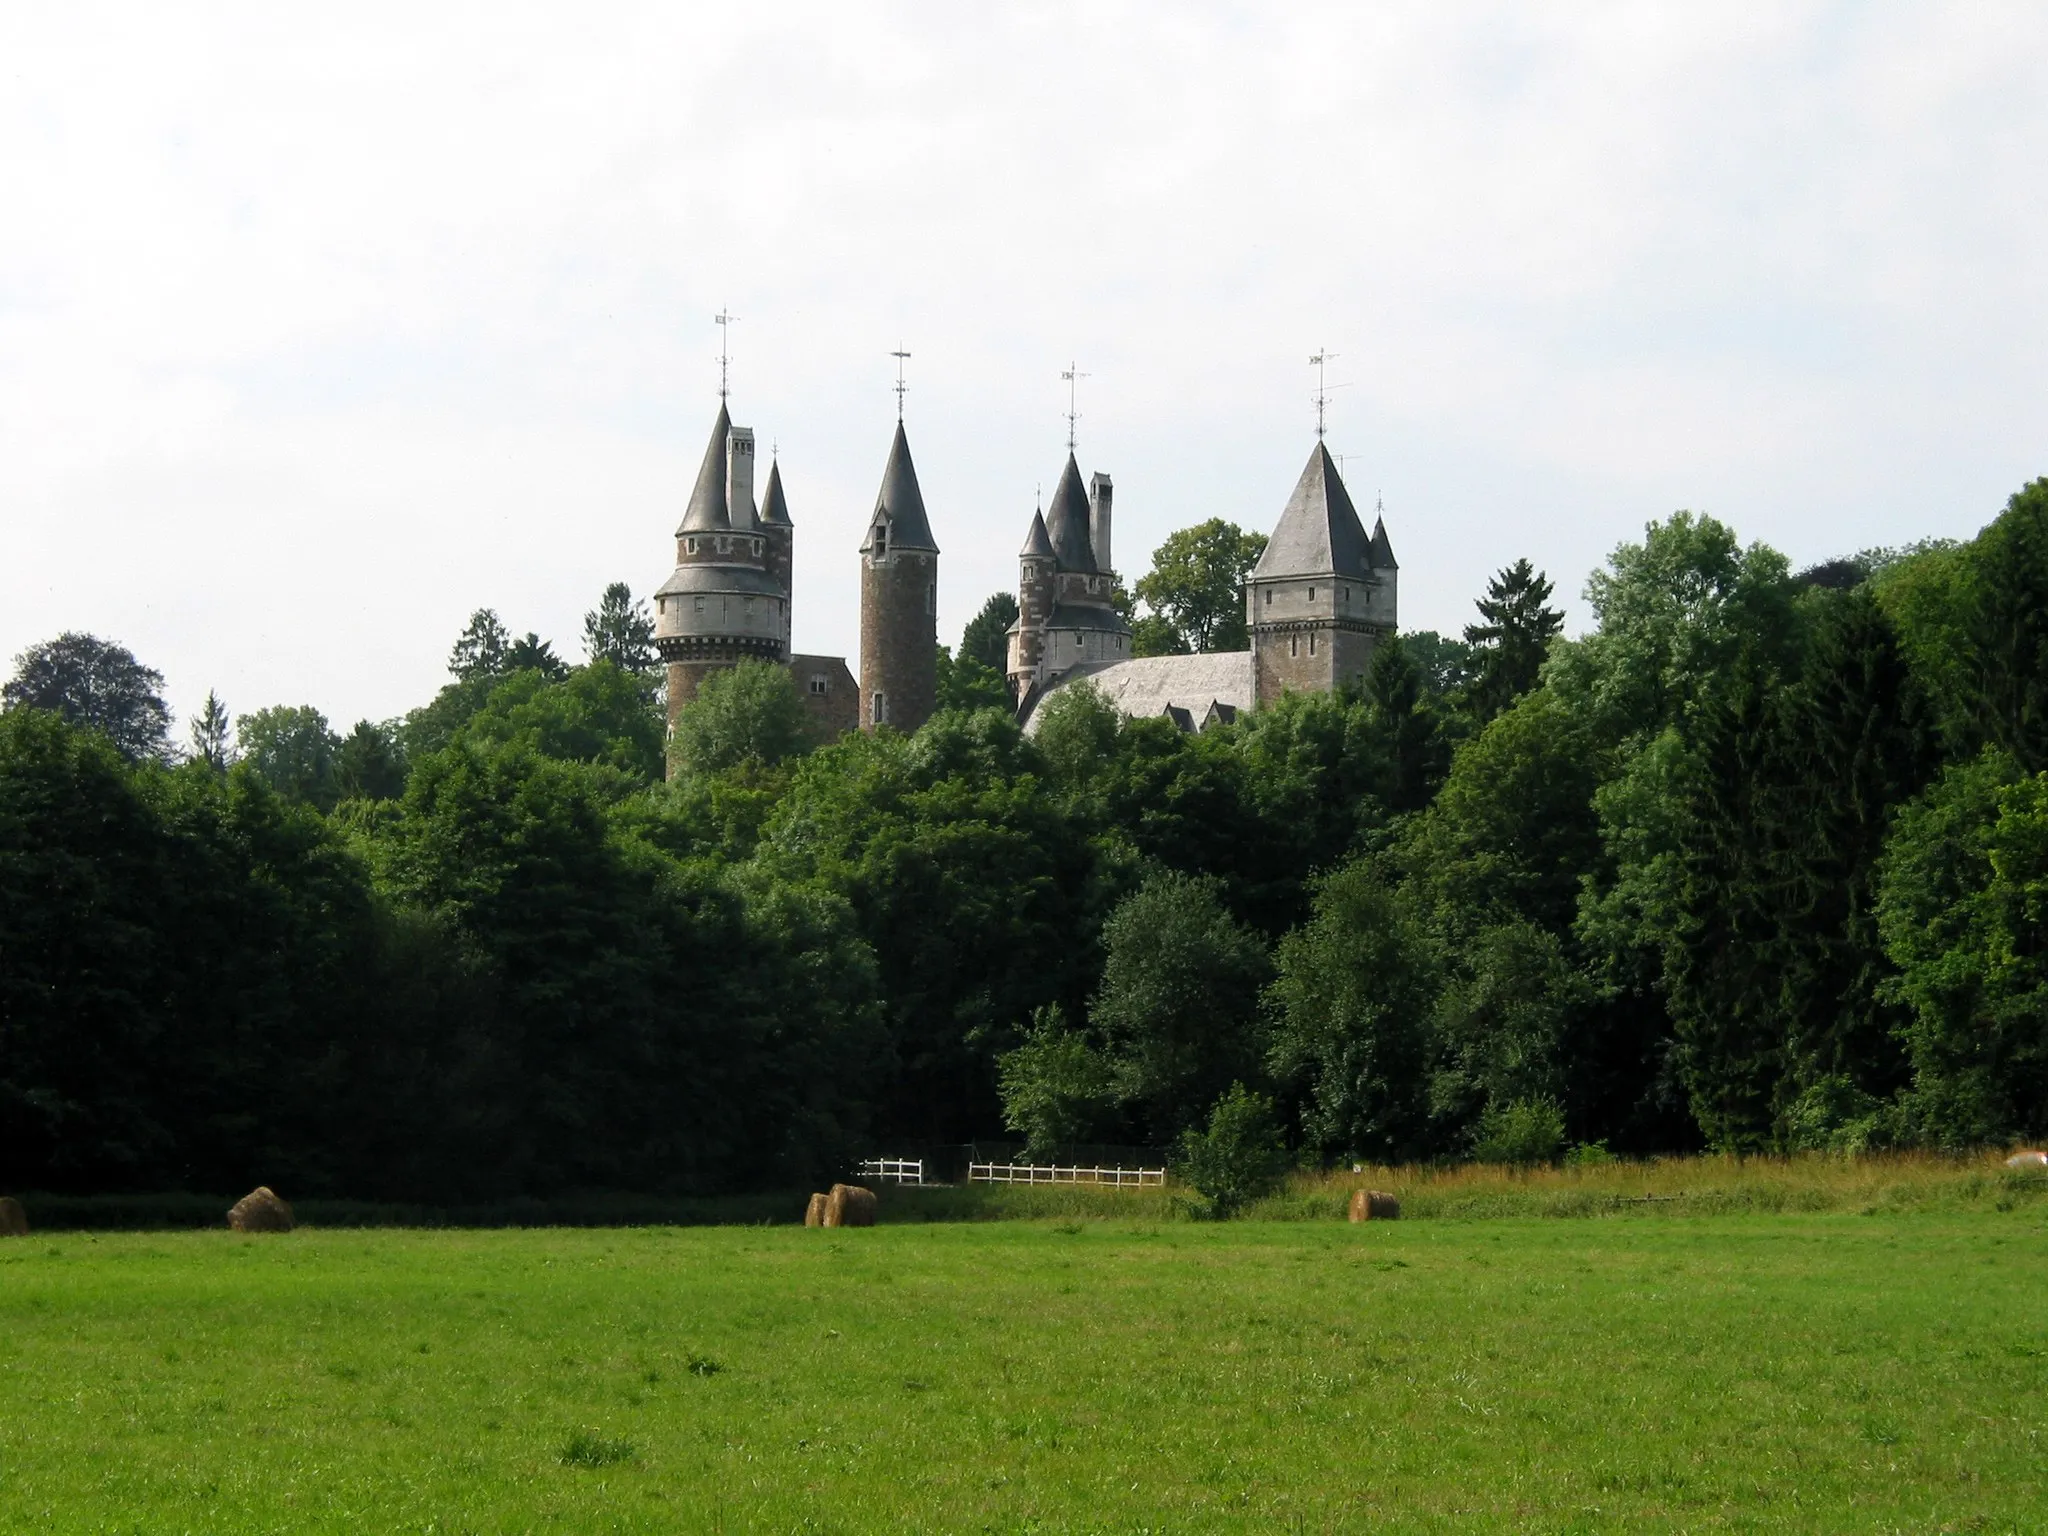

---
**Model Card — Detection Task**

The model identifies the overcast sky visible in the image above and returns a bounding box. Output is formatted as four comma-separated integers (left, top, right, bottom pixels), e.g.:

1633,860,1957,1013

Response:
3,3,2044,734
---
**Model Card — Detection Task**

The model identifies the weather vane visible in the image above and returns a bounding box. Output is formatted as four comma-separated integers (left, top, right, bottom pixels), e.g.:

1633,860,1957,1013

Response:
1310,349,1338,440
1062,361,1089,452
890,347,911,421
714,309,737,400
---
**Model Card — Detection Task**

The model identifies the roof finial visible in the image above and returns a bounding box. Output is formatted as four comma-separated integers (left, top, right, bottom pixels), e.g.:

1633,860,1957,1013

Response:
715,308,737,400
890,347,911,421
1310,348,1338,440
1061,361,1089,453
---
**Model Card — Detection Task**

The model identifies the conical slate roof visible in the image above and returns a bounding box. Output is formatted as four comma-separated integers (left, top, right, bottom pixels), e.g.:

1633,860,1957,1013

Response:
862,421,938,552
1020,508,1055,559
759,459,792,527
675,404,732,535
1368,514,1397,570
1043,453,1096,572
1250,442,1373,580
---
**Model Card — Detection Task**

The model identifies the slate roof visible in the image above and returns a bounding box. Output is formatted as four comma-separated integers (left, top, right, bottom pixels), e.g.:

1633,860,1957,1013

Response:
1045,602,1128,632
653,564,786,600
1043,454,1097,572
1020,508,1055,559
759,460,792,527
1368,514,1397,570
1251,441,1374,581
861,421,938,553
676,404,732,535
1022,651,1255,733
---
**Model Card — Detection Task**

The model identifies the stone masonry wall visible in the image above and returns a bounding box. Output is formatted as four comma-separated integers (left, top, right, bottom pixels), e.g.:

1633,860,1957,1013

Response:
859,550,937,732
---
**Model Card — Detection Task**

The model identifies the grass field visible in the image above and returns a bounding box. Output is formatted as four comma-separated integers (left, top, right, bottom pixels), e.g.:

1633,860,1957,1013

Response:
4,1201,2046,1532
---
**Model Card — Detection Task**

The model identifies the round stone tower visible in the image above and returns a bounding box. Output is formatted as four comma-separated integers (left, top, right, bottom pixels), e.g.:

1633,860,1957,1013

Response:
857,421,939,732
654,404,788,757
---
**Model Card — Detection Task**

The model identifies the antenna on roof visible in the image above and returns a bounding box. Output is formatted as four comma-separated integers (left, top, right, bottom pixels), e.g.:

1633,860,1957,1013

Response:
1310,349,1338,440
890,347,911,421
715,309,737,400
1061,361,1089,452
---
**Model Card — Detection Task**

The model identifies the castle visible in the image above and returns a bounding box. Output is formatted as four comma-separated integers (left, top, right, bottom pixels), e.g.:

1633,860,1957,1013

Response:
652,398,1396,772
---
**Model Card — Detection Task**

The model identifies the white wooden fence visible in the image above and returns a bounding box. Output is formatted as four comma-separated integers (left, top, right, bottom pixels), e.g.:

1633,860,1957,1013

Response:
967,1161,1166,1188
857,1157,926,1186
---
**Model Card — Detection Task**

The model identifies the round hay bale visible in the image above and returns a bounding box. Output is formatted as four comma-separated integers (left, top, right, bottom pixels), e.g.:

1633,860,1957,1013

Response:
1348,1189,1400,1222
0,1196,26,1237
824,1183,877,1229
2006,1150,2048,1170
804,1192,829,1226
226,1186,294,1233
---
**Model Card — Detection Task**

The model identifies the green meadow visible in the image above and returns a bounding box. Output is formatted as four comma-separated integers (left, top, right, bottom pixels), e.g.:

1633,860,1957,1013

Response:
4,1197,2046,1532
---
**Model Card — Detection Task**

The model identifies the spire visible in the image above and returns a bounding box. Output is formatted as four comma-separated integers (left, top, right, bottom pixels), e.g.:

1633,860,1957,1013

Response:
1020,508,1054,559
862,420,938,553
1250,441,1372,580
1368,511,1398,570
676,404,732,535
1042,452,1096,572
759,458,792,527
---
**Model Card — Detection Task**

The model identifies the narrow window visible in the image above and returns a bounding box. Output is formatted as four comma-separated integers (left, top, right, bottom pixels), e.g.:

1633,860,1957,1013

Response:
1309,633,1318,655
1289,635,1299,657
687,538,698,554
694,596,705,615
1308,586,1316,601
874,523,889,558
926,583,934,614
873,692,888,724
1264,588,1273,607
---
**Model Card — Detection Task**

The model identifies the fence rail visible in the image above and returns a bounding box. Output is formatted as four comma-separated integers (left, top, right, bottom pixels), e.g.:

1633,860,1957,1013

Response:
857,1158,925,1186
967,1162,1166,1188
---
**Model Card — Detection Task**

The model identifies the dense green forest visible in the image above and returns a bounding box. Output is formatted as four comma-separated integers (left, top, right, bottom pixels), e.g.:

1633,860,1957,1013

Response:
5,483,2046,1198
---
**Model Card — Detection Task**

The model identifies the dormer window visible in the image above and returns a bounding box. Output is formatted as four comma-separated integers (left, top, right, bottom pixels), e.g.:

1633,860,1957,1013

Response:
873,523,889,558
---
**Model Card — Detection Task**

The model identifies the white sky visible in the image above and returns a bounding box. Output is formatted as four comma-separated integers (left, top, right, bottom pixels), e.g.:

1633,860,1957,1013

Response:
3,3,2044,733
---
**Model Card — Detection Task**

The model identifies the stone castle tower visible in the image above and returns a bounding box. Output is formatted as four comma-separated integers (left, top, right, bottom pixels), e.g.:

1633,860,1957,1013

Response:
857,422,940,732
1006,452,1130,707
1246,442,1398,705
654,404,788,737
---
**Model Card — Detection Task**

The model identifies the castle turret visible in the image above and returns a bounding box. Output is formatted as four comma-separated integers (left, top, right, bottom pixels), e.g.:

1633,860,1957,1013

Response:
1006,452,1130,703
654,404,789,760
759,457,794,653
857,422,939,732
1245,442,1395,706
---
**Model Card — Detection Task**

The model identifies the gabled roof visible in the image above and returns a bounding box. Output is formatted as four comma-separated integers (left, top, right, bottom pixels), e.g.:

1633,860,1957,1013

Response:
1368,514,1397,570
676,404,732,535
1020,508,1054,559
861,421,938,553
1250,441,1373,581
759,460,792,527
1021,652,1255,733
1043,453,1096,572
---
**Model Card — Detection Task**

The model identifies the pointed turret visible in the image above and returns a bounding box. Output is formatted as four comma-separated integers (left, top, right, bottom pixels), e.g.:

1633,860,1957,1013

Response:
1042,454,1097,572
1251,442,1372,581
1020,509,1055,559
1368,514,1397,570
861,422,938,553
676,404,732,535
858,420,940,733
759,460,792,526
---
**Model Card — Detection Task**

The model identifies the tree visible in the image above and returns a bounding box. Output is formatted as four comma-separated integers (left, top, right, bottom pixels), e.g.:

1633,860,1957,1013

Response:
1962,478,2048,772
3,632,171,761
959,593,1020,673
458,661,666,784
1401,630,1477,702
1267,860,1439,1161
1175,1083,1290,1217
448,609,510,681
237,706,343,810
1877,751,2048,1146
997,1005,1118,1158
504,633,569,680
336,720,408,801
189,690,233,771
1462,559,1564,724
671,659,813,776
934,646,1011,714
1364,637,1450,812
1133,519,1269,654
1090,871,1271,1143
582,582,658,675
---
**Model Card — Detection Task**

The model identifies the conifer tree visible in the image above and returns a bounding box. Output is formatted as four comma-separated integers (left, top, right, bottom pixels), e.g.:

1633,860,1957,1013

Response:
189,690,233,771
1462,559,1564,724
582,582,658,675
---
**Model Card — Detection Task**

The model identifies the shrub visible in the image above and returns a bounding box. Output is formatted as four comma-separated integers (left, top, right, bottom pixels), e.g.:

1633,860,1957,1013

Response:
1469,1096,1567,1166
1175,1083,1290,1218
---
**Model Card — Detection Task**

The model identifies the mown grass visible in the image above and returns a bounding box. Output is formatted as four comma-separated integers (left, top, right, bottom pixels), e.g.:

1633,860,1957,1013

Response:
3,1207,2044,1532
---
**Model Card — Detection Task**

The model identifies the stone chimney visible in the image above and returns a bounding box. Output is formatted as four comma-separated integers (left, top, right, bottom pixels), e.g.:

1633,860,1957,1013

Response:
1089,471,1114,573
